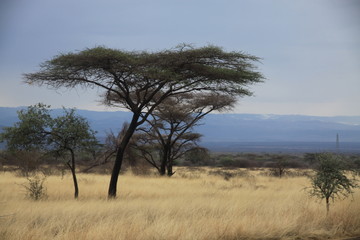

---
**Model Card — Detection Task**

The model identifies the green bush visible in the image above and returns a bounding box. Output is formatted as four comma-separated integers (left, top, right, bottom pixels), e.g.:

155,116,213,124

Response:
308,153,358,213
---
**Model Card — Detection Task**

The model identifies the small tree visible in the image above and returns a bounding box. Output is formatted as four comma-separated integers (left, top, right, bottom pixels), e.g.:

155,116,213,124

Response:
48,108,99,198
269,155,288,178
308,153,358,213
0,104,99,199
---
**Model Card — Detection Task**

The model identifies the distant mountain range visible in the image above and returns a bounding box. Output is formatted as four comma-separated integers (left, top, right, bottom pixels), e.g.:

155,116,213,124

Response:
1,107,360,153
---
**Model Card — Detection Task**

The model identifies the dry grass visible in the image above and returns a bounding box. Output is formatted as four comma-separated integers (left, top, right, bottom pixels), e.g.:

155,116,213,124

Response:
0,167,359,240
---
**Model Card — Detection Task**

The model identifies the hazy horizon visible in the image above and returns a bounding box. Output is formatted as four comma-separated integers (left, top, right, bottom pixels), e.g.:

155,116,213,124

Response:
2,105,360,118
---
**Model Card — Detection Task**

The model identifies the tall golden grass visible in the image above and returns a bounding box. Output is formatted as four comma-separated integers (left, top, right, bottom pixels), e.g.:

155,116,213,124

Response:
0,168,359,240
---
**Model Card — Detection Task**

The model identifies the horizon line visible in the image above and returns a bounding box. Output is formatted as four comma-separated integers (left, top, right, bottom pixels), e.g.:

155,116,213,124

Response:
1,105,359,118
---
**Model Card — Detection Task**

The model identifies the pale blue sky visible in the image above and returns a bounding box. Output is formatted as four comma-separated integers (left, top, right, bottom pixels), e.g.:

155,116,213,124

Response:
0,0,359,116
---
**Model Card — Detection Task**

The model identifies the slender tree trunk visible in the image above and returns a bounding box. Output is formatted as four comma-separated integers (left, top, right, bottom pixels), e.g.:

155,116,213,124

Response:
70,166,79,199
326,197,330,214
166,149,174,177
159,151,167,176
108,113,140,198
67,149,79,199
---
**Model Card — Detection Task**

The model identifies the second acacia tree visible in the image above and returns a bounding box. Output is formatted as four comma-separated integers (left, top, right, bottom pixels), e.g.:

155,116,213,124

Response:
134,92,235,176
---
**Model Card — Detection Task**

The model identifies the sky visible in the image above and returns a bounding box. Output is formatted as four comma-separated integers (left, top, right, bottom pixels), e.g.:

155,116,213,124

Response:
0,0,359,116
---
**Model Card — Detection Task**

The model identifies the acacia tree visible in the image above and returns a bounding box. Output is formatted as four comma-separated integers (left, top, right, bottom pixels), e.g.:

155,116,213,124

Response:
24,45,264,198
308,153,358,213
0,104,99,199
134,126,202,176
135,92,235,176
269,155,288,178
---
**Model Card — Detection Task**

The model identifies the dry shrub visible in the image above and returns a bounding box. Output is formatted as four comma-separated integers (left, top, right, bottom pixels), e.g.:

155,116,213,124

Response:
20,173,47,200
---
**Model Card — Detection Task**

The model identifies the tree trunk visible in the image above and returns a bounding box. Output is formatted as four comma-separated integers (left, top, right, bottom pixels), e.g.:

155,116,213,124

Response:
326,197,330,214
166,148,174,177
159,146,170,176
159,152,167,176
167,163,174,177
279,168,283,178
159,161,166,175
70,166,79,199
108,113,140,198
67,149,79,199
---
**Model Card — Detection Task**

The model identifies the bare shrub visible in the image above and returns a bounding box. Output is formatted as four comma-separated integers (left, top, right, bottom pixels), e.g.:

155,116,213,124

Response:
20,173,48,200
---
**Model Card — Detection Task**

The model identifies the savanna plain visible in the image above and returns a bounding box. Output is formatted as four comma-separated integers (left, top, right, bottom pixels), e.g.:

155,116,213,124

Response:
0,167,359,240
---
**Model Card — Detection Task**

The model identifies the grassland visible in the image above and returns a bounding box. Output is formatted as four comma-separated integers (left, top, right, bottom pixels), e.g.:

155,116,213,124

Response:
0,168,359,240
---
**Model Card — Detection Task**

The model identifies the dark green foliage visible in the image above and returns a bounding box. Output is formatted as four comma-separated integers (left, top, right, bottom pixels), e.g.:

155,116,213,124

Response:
24,45,264,101
0,104,52,152
308,153,358,213
0,104,98,154
48,108,99,157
